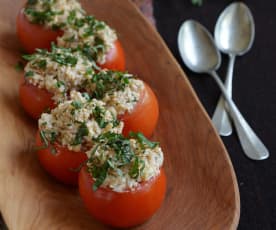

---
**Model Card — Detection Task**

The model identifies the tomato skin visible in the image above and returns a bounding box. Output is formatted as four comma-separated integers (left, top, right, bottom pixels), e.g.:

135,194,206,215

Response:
120,82,159,138
78,166,166,228
17,8,126,71
16,8,63,53
36,132,88,185
19,82,55,119
98,40,126,71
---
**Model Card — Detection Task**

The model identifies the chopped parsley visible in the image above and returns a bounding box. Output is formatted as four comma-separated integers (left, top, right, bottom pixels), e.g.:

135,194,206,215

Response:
34,59,47,69
89,71,131,99
88,132,152,190
63,35,75,42
25,71,34,77
71,101,83,109
25,0,66,26
67,10,77,25
80,37,106,62
23,45,81,68
91,161,109,191
129,132,159,149
89,133,134,190
92,106,108,128
129,156,145,179
22,53,36,61
37,130,57,154
56,80,65,88
82,92,91,101
39,130,48,147
50,45,78,66
72,122,89,145
24,8,59,25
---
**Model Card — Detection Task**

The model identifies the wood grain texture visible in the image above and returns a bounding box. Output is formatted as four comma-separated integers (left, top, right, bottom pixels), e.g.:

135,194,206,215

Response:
0,0,240,229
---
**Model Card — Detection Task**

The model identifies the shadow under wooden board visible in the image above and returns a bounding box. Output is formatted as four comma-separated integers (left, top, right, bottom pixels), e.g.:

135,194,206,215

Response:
0,0,240,229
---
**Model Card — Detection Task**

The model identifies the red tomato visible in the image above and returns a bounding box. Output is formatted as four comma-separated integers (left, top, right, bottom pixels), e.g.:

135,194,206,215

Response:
19,82,55,119
78,166,166,228
17,8,126,71
98,40,126,71
16,8,63,53
120,82,159,138
36,132,88,185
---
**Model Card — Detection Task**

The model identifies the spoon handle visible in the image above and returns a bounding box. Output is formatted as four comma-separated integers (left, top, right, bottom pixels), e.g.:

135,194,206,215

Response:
212,55,235,136
211,71,269,160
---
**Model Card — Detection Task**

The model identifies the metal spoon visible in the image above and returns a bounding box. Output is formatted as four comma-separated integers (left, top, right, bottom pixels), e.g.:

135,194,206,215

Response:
212,2,255,136
178,20,269,160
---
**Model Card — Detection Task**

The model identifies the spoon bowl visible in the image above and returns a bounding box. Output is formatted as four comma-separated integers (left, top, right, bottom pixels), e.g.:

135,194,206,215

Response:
215,2,255,55
178,20,221,73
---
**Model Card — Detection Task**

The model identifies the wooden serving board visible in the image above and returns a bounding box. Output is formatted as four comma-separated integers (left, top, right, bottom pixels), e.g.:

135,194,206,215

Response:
0,0,240,229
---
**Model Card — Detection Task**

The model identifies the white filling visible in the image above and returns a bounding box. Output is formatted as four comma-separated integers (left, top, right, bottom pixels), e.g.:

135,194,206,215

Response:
57,24,117,64
86,139,164,192
24,49,94,103
25,0,117,64
38,91,123,152
102,79,144,115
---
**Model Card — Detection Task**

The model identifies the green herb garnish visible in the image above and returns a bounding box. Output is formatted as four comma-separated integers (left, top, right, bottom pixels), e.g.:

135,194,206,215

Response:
82,92,91,101
88,132,151,190
129,156,145,179
49,131,57,143
50,48,78,66
88,133,135,190
39,130,48,147
56,80,65,88
129,132,159,149
36,130,57,154
94,132,134,165
92,106,108,128
72,122,89,145
63,35,75,42
91,161,109,191
71,101,83,109
25,45,79,67
52,22,66,31
24,8,57,25
25,71,34,77
90,71,131,99
22,54,36,61
67,10,76,25
34,59,47,69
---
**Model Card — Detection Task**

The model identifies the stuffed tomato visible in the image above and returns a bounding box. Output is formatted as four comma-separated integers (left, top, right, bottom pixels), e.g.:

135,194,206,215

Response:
85,71,159,138
17,0,125,70
19,46,97,119
35,91,123,185
78,132,166,228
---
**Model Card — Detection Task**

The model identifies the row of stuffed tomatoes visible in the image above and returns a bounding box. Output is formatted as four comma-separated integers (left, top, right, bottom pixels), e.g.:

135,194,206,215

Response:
17,5,159,138
16,1,166,228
